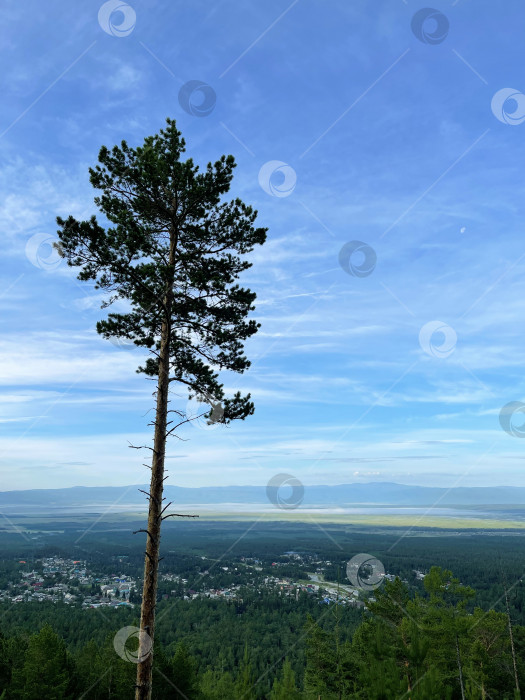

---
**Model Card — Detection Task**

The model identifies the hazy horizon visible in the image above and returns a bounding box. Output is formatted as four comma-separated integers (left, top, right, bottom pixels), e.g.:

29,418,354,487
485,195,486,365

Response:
2,479,525,493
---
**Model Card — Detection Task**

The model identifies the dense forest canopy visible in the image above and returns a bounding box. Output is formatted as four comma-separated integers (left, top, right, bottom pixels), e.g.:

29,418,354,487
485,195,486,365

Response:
1,560,524,699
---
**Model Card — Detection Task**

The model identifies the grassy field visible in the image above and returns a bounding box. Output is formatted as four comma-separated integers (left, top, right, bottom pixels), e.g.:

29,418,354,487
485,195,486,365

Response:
192,512,525,529
3,508,525,531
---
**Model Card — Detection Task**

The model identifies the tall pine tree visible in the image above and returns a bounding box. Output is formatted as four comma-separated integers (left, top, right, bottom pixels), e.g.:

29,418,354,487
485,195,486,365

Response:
270,659,301,700
11,625,71,700
56,118,267,700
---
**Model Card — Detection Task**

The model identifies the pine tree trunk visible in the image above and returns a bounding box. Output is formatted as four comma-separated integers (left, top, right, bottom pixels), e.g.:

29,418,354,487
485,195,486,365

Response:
405,660,411,696
455,633,466,700
135,237,175,700
134,316,170,699
504,583,521,697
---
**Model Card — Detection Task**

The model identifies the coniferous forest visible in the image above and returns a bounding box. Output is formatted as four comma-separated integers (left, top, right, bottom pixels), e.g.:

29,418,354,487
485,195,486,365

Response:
1,524,525,698
1,568,524,699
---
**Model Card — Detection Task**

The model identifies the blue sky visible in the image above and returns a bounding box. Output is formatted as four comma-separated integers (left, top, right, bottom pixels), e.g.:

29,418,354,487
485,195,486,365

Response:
2,0,525,490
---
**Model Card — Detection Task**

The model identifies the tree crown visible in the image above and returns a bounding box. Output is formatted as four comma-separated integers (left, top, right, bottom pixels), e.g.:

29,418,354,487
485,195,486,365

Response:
57,118,267,424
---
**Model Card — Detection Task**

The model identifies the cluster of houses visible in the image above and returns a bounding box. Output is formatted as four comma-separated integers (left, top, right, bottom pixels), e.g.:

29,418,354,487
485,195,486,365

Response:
159,572,241,601
0,556,136,609
0,552,416,610
157,569,369,606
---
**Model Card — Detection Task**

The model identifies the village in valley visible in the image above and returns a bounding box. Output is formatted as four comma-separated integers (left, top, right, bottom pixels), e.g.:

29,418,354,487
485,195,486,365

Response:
0,552,411,610
2,556,135,609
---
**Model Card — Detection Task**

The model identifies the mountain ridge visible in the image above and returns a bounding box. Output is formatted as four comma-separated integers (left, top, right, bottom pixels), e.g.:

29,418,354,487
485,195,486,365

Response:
0,481,524,508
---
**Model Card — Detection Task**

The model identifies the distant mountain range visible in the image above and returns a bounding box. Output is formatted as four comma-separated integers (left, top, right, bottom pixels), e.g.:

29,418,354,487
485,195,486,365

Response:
0,482,524,511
